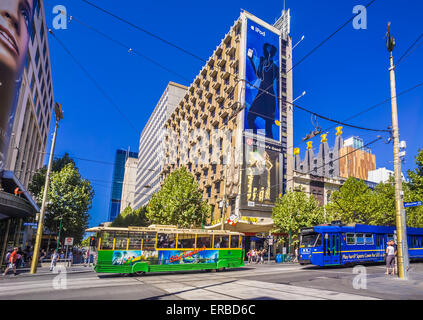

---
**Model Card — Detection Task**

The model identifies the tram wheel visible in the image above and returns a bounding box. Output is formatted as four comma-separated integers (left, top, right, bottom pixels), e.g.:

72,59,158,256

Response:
134,271,145,276
218,267,226,272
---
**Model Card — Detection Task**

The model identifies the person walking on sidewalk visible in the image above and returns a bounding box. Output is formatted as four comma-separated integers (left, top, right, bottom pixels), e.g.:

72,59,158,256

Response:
391,240,398,275
385,241,395,275
3,247,19,277
50,250,59,272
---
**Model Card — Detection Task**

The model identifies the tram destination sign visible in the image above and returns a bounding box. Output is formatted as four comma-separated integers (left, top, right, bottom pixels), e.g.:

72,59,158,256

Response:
403,201,423,208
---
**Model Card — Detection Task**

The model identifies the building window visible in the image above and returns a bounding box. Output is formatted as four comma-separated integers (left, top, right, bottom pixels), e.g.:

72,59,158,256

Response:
207,187,211,198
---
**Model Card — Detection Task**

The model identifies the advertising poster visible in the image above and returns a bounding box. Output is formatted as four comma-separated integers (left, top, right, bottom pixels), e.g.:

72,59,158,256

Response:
240,137,282,212
112,250,158,265
244,18,281,142
0,0,36,169
159,249,218,265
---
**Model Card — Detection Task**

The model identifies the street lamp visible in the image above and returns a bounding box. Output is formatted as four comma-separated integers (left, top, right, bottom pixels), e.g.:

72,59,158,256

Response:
292,35,305,50
31,103,63,274
292,91,306,104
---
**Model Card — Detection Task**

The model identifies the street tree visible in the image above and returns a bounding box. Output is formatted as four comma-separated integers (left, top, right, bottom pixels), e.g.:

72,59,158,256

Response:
146,167,210,228
39,163,94,245
325,177,374,224
405,149,423,227
272,190,326,248
28,153,75,196
111,206,150,227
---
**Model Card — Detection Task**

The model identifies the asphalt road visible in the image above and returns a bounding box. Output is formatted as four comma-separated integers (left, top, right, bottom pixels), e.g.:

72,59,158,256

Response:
1,262,422,300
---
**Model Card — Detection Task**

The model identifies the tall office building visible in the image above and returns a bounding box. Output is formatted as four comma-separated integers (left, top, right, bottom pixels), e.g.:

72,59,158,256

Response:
133,82,187,209
5,0,55,188
339,136,376,181
109,149,138,221
120,156,138,210
1,0,53,265
162,10,293,238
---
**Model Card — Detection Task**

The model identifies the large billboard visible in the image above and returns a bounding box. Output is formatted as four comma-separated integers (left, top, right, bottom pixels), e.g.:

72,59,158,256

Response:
240,137,282,213
244,18,281,142
0,0,36,170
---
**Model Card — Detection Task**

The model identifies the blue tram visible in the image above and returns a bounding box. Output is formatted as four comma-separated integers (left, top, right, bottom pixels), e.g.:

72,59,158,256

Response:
299,223,423,267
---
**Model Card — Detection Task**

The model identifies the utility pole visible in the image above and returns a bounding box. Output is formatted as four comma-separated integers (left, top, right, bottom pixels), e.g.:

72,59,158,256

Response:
31,103,63,274
386,23,408,280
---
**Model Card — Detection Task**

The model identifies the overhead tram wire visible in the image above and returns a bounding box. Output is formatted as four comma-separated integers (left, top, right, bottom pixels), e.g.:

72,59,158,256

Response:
80,0,207,63
48,30,139,133
288,0,377,73
236,135,384,199
395,32,423,68
77,0,389,134
68,16,191,83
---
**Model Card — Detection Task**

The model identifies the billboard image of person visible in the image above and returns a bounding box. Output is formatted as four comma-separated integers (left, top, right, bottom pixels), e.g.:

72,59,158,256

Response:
244,19,280,142
0,0,36,170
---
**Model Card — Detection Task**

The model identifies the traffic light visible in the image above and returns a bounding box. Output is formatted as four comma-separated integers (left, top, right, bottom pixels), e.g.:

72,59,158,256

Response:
89,237,96,247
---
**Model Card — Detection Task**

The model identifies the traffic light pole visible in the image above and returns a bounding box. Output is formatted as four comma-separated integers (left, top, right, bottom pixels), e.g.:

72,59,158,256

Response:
387,24,408,280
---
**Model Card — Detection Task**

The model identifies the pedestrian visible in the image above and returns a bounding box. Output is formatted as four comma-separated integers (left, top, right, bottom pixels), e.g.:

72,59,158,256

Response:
251,249,256,263
294,246,299,263
385,241,395,275
391,240,398,275
3,247,19,277
260,249,265,264
256,250,261,264
50,250,59,272
39,249,46,263
68,251,73,266
59,251,64,260
247,250,252,264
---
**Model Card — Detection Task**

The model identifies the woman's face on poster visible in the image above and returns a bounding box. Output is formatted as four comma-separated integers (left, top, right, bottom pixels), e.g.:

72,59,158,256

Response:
0,0,33,76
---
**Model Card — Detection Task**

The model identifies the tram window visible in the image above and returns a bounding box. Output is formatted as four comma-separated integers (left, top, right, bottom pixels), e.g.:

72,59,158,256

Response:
346,233,356,245
356,233,364,245
230,235,240,248
157,233,176,248
365,234,374,245
100,232,114,250
178,234,195,249
114,232,128,250
128,232,143,250
196,235,212,248
142,232,156,251
214,235,229,248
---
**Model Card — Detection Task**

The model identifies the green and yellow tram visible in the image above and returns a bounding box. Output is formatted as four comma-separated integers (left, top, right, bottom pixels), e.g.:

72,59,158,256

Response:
86,225,245,275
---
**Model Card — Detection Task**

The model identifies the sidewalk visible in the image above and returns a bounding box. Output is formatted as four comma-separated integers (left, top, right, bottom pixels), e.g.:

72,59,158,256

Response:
7,264,94,277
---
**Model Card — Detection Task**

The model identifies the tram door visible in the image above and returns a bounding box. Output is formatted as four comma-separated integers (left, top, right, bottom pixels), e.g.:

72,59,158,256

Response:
323,233,341,265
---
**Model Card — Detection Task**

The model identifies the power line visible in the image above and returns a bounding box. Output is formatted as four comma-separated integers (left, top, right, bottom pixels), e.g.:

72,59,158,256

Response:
48,30,139,133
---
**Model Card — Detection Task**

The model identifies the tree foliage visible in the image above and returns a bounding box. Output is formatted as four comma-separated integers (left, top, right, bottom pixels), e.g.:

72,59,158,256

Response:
325,177,374,224
28,153,75,196
272,190,326,244
29,155,94,245
111,206,150,227
146,168,210,228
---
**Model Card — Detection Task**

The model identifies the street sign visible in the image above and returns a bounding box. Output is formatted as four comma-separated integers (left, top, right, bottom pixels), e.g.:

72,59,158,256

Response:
404,201,422,208
64,237,74,246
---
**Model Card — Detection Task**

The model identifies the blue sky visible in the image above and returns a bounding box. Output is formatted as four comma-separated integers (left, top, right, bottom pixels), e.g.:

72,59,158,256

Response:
41,0,423,228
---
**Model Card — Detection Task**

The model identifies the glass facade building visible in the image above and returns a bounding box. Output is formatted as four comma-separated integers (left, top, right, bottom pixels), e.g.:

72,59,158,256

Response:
108,149,138,221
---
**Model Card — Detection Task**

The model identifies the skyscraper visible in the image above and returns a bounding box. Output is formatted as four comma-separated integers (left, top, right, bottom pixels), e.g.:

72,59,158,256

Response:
109,149,138,221
133,82,187,209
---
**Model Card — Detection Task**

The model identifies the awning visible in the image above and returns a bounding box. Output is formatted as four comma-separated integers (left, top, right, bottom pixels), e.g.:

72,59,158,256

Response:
0,170,39,219
205,217,274,234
